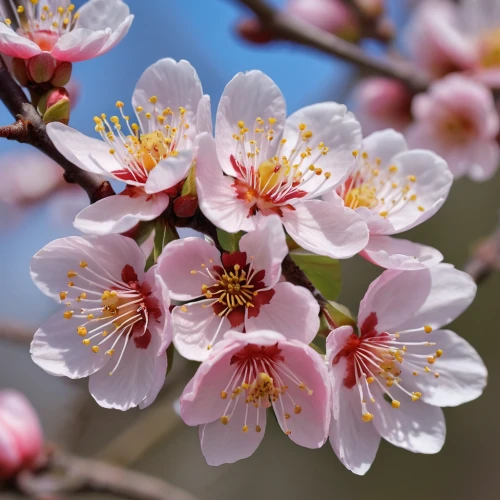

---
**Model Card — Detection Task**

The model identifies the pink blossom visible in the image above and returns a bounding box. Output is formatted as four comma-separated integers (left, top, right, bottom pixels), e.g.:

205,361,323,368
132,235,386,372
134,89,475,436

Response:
30,234,172,410
0,390,43,479
47,58,210,235
332,129,453,269
180,330,331,465
0,0,133,63
406,74,500,181
326,265,487,475
158,217,319,361
405,0,500,86
196,70,369,259
352,77,412,134
286,0,361,41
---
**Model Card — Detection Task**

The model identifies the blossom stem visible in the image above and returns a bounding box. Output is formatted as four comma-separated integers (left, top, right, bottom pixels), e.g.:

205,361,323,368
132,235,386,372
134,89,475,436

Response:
234,0,429,92
0,55,115,203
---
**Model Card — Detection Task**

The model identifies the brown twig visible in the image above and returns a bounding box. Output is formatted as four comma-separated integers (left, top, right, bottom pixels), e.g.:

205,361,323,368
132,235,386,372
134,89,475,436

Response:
0,321,35,344
464,223,500,284
0,55,115,203
234,0,429,92
15,450,198,500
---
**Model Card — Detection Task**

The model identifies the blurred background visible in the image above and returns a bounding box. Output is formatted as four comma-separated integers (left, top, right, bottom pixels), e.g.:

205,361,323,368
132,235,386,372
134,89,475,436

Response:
0,0,498,498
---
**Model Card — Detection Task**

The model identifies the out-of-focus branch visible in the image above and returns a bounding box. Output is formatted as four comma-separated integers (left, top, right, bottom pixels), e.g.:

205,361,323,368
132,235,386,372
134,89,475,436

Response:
15,450,198,500
234,0,429,92
464,222,500,284
0,322,35,344
0,55,115,203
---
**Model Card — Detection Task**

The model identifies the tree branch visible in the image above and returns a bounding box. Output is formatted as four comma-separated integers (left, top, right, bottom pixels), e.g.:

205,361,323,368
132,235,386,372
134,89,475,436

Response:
464,222,500,284
14,450,198,500
0,55,115,203
234,0,429,92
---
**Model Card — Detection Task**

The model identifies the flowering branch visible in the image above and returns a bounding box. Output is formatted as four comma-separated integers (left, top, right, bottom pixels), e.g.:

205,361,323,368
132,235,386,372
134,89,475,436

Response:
0,55,115,203
464,221,500,284
13,450,198,500
234,0,429,92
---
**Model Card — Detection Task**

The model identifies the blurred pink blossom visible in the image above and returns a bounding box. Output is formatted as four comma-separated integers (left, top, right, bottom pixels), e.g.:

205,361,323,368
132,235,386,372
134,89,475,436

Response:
406,74,500,181
0,390,44,479
353,77,412,134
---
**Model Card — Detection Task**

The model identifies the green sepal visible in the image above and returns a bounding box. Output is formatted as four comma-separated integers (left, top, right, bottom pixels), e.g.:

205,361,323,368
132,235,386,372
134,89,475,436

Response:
216,228,244,253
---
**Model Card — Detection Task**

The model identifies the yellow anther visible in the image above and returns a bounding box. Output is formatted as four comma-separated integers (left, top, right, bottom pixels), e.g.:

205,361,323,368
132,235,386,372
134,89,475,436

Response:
242,425,249,432
303,130,313,139
379,211,389,218
63,311,73,319
116,101,124,108
391,400,401,409
411,392,422,402
424,325,433,333
59,291,68,300
145,112,152,119
91,346,100,353
237,120,245,129
427,356,436,364
68,4,75,11
268,117,276,124
294,405,302,415
57,6,64,13
149,96,158,104
77,327,87,336
389,165,398,173
298,123,306,131
220,391,228,400
136,106,143,113
352,150,359,157
87,314,94,320
67,270,77,278
163,107,172,115
284,412,291,420
82,339,90,345
366,377,374,384
181,305,188,313
409,175,417,182
17,6,25,13
436,349,443,358
418,206,425,212
324,172,331,179
68,281,74,287
79,293,87,300
362,152,369,159
413,371,418,376
434,372,440,379
315,168,322,175
190,270,197,275
372,169,380,176
106,349,114,356
220,416,230,425
109,149,115,155
256,425,262,432
102,331,108,337
362,413,373,422
424,366,431,372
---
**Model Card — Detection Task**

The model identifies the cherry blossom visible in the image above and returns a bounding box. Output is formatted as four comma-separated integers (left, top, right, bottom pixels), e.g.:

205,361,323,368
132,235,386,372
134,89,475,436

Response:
0,390,44,479
47,58,210,234
326,265,487,475
0,0,133,63
196,70,369,259
332,129,453,269
30,234,172,410
406,74,500,181
158,216,319,361
180,329,330,466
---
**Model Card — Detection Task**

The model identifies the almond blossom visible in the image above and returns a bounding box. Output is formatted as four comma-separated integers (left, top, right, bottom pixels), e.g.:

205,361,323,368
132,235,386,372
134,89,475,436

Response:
327,265,487,475
180,330,330,466
0,0,133,63
406,74,500,181
332,129,453,269
158,216,320,361
196,70,369,259
30,234,172,410
0,390,44,479
405,0,500,87
47,58,210,235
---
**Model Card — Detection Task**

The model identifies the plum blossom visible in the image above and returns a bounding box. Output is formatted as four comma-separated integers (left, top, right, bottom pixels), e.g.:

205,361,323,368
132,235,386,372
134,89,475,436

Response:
406,74,500,182
352,77,412,134
180,330,330,466
47,58,210,234
30,234,172,410
158,217,320,361
326,265,487,475
332,129,453,269
0,390,44,479
0,0,133,63
405,0,500,87
196,70,369,259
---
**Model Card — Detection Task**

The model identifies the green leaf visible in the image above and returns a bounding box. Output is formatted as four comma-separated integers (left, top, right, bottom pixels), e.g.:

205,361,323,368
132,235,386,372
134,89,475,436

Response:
290,250,342,300
180,162,197,196
166,343,175,376
134,220,155,247
216,228,244,253
323,301,357,330
145,218,179,271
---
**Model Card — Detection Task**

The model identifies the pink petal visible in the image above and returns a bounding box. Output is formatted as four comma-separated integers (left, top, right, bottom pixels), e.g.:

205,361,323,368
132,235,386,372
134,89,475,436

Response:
157,237,221,301
172,300,232,361
51,28,111,62
282,102,362,190
282,197,369,259
139,352,168,410
245,282,320,345
96,14,133,56
199,396,266,466
196,132,256,233
74,192,169,235
361,235,443,270
215,70,286,176
0,24,41,59
238,215,287,288
89,333,158,410
362,129,408,165
143,150,193,194
31,310,111,379
196,95,213,135
465,139,500,182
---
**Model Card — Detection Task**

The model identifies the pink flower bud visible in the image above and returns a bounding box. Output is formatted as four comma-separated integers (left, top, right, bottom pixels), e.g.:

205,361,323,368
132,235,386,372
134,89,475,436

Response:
237,18,274,44
50,61,73,87
42,87,71,125
11,58,29,87
286,0,361,42
0,390,44,479
27,52,57,84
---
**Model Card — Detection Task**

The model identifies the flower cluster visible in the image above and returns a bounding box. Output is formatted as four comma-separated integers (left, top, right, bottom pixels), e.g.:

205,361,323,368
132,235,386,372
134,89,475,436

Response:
26,57,487,474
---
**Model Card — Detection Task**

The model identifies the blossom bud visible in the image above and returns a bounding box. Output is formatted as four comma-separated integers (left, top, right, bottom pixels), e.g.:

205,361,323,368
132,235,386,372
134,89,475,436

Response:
0,390,44,479
174,194,198,218
286,0,361,42
50,61,73,87
40,88,71,125
237,18,274,44
27,52,57,83
11,58,29,87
